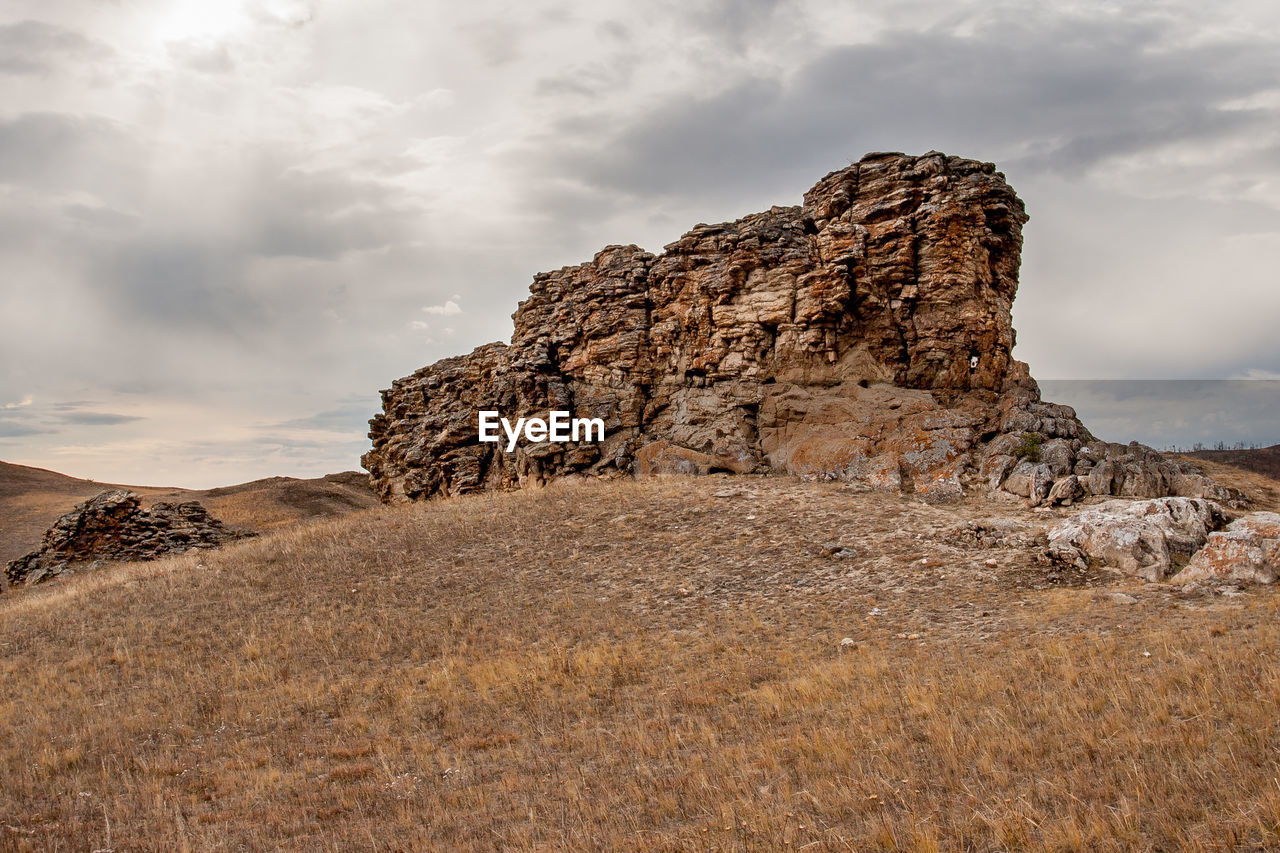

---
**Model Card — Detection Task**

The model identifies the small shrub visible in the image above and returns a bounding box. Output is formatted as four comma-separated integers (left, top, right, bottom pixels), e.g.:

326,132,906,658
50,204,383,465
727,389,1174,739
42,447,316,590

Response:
1015,431,1043,462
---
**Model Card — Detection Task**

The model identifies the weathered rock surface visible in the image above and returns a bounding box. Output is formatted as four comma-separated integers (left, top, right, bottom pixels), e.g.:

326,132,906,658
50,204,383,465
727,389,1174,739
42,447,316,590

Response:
1045,498,1230,582
5,490,252,588
364,151,1235,506
1173,512,1280,585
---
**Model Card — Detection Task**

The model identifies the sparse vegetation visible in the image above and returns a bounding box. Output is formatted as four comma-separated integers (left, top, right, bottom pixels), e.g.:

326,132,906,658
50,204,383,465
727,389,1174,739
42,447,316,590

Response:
1176,444,1280,484
2,475,1280,851
1014,431,1043,463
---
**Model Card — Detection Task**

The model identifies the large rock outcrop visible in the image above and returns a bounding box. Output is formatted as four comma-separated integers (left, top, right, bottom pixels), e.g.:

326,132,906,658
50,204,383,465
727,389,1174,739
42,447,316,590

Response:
364,151,1232,505
5,490,251,588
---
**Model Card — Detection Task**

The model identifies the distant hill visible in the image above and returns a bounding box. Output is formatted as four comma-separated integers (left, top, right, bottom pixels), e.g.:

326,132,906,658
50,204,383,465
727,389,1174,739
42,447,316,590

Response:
0,461,378,567
1183,444,1280,483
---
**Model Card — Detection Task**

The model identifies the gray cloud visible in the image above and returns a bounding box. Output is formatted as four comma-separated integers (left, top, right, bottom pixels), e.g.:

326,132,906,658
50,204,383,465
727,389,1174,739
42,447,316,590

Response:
0,112,145,205
264,397,379,434
0,400,143,443
245,164,418,260
166,39,235,74
2,0,1279,485
0,20,111,75
678,0,790,51
539,14,1280,205
99,240,253,332
54,411,144,426
1041,381,1280,448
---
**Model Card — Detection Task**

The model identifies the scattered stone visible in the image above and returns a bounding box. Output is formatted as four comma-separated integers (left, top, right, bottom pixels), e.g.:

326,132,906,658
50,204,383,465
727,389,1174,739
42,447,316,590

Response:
951,518,1035,549
5,490,253,589
1045,498,1229,582
1109,593,1139,605
1172,512,1280,585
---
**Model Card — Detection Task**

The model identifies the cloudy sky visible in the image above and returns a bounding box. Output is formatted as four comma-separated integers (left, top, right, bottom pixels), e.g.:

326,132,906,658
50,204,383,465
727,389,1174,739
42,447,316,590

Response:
1,0,1278,486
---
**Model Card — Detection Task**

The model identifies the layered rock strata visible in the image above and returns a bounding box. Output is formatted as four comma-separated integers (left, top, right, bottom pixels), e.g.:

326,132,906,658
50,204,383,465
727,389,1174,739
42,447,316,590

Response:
365,152,1231,505
5,490,251,588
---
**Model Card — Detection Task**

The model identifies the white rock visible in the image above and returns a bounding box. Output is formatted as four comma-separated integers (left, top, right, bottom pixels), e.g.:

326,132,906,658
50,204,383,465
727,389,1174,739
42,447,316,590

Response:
1046,497,1228,582
1173,512,1280,585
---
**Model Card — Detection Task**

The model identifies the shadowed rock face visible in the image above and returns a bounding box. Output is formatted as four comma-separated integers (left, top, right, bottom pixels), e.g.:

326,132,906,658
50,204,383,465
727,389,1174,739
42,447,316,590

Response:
364,151,1234,505
5,490,252,588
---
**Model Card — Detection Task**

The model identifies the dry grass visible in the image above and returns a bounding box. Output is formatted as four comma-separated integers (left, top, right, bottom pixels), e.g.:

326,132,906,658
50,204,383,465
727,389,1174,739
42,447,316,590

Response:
2,475,1280,851
0,462,378,569
1173,455,1280,513
1181,446,1280,487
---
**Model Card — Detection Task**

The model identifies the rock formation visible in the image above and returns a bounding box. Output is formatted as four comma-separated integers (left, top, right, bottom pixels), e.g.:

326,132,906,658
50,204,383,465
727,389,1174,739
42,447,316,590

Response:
1174,512,1280,585
1046,497,1230,582
364,151,1234,506
5,490,252,588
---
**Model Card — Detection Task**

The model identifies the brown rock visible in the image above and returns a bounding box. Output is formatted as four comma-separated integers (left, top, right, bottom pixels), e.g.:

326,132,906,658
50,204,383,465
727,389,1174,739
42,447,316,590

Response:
363,152,1238,506
1046,474,1085,506
5,490,252,588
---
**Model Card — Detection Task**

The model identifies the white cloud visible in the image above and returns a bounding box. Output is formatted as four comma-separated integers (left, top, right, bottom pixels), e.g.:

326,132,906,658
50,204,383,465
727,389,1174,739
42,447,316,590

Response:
421,300,461,316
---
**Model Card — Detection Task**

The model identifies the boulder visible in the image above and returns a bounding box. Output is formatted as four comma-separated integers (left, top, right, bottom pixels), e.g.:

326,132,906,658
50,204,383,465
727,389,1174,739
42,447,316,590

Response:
1046,497,1229,581
1002,461,1055,505
1173,512,1280,585
1045,474,1085,506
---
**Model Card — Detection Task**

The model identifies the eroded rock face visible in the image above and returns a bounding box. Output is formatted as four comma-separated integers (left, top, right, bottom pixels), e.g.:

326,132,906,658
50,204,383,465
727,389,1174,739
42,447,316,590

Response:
1173,512,1280,585
364,151,1233,505
1045,498,1230,582
5,490,252,588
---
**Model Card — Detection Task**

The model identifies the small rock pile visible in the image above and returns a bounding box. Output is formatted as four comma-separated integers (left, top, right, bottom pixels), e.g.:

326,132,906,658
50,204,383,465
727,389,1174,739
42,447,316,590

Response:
5,489,252,588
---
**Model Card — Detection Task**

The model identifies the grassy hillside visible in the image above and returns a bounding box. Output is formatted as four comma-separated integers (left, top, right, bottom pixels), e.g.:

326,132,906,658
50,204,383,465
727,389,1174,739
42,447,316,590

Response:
1172,454,1280,513
3,475,1280,851
1183,444,1280,483
0,461,379,567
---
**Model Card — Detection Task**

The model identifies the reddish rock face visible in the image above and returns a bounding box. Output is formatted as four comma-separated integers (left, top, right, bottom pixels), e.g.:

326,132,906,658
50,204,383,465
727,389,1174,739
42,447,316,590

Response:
363,152,1233,505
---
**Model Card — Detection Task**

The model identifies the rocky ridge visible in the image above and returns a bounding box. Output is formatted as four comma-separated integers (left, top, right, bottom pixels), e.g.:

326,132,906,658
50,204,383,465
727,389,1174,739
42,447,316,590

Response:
364,151,1234,507
5,489,252,588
